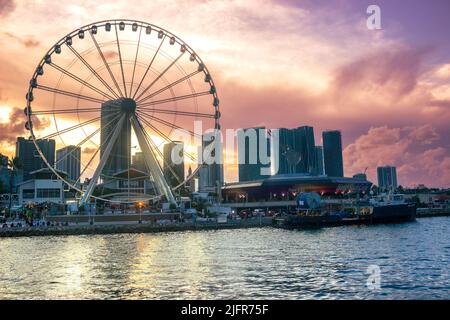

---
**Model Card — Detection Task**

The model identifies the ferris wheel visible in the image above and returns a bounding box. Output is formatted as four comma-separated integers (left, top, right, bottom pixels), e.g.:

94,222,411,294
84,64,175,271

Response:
24,19,220,205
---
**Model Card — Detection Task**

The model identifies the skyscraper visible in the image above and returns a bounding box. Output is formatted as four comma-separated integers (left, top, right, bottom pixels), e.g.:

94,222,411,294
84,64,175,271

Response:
315,146,325,175
163,141,185,188
100,100,131,177
377,166,398,191
273,126,317,175
322,130,344,177
238,127,271,182
293,126,317,174
56,145,81,181
15,137,55,182
132,151,146,172
199,131,224,193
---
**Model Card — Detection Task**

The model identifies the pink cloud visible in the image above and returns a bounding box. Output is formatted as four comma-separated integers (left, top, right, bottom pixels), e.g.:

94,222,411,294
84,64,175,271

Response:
344,125,450,188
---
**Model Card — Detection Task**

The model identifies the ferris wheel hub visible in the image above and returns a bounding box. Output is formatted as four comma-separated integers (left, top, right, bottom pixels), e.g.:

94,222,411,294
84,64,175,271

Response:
116,97,136,114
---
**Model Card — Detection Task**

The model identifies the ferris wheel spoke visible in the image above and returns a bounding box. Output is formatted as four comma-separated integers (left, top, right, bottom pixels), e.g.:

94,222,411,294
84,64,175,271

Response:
131,34,166,99
31,107,102,116
36,85,105,104
143,130,184,185
137,70,201,104
136,107,215,119
130,114,176,203
55,128,100,167
67,45,121,99
80,114,127,205
136,113,197,162
39,116,101,140
135,51,185,102
89,31,124,98
129,25,143,99
74,115,121,185
48,63,116,101
137,90,211,107
114,24,128,98
137,110,202,139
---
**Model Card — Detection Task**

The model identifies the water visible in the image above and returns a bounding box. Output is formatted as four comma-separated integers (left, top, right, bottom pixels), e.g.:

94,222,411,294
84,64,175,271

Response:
0,217,449,299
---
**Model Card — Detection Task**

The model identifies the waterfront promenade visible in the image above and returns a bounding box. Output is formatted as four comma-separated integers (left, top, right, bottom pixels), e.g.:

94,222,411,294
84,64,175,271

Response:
0,217,274,238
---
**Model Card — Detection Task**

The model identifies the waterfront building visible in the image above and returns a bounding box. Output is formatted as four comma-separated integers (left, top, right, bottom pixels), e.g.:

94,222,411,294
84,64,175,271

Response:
100,100,131,178
56,145,81,181
238,127,271,182
315,146,325,175
15,137,55,182
163,141,185,188
17,168,66,205
222,174,372,203
322,130,344,177
377,166,398,191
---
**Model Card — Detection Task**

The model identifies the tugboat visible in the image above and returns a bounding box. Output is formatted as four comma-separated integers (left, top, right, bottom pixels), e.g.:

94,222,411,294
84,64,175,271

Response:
275,192,416,229
367,193,416,223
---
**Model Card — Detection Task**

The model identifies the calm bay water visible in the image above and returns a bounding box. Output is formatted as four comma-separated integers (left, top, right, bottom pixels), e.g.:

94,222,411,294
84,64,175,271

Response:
0,217,449,299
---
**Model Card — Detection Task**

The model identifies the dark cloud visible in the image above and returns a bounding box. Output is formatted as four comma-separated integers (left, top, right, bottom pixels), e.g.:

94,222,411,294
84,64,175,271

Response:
0,0,15,16
3,32,41,48
0,107,50,145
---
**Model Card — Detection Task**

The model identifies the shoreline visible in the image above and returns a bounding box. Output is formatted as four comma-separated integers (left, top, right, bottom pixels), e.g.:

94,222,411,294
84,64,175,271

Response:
0,219,273,238
1,213,448,239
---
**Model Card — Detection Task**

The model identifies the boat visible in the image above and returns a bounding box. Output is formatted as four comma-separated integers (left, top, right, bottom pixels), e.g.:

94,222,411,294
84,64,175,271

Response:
275,192,416,229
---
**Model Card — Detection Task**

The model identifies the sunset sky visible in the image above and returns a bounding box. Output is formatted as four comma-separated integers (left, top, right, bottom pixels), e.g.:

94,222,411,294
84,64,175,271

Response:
0,0,449,187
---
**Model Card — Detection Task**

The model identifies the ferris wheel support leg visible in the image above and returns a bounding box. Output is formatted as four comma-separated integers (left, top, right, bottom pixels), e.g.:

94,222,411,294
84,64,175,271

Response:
130,115,176,204
79,114,127,207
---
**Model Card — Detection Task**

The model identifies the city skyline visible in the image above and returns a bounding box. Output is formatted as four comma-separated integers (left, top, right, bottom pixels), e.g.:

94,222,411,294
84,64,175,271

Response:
0,0,449,187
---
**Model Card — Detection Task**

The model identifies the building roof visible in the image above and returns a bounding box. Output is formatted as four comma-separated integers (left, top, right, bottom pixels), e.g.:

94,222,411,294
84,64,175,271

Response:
222,173,372,190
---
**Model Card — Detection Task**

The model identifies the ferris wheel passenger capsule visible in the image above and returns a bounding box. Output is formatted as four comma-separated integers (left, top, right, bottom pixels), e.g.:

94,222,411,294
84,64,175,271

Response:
180,44,186,52
119,22,125,30
198,63,204,71
158,30,164,39
54,44,61,54
78,29,85,39
30,78,37,88
209,85,216,94
204,74,211,82
44,55,51,64
90,25,97,34
189,53,196,62
65,36,72,46
145,26,151,34
170,37,175,45
24,106,31,116
26,92,33,102
25,121,32,131
213,97,219,107
105,23,111,31
132,23,138,31
36,66,44,76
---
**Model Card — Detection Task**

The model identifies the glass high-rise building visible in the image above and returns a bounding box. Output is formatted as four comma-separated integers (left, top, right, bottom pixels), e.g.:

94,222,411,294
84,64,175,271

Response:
163,141,185,188
322,130,344,177
315,146,325,175
100,100,131,178
238,127,271,182
273,126,317,175
377,166,398,191
56,145,81,181
15,137,55,182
